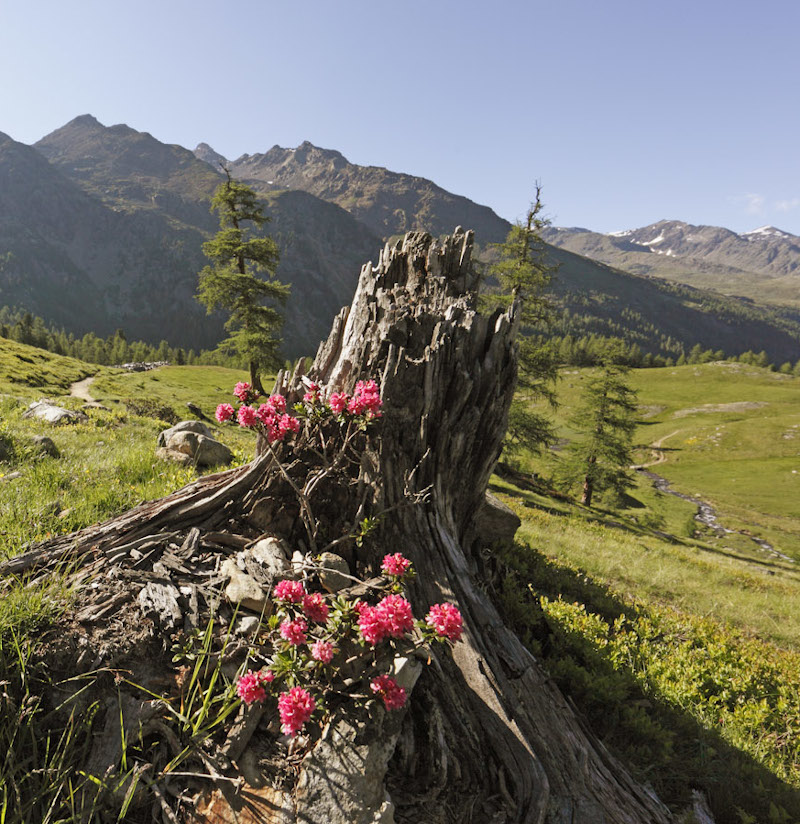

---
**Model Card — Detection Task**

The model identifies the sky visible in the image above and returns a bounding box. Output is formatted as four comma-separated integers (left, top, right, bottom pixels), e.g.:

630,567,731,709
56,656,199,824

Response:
1,0,798,235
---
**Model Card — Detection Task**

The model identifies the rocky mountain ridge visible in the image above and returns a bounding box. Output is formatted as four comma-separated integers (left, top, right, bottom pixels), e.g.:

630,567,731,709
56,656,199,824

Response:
544,219,800,306
3,115,800,362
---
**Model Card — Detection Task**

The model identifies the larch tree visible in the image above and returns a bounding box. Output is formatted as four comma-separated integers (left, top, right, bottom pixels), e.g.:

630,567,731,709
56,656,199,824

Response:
196,170,289,395
565,342,639,507
490,183,559,457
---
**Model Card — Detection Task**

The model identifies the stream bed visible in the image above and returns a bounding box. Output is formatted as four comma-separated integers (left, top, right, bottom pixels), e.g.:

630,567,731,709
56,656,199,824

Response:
636,468,794,563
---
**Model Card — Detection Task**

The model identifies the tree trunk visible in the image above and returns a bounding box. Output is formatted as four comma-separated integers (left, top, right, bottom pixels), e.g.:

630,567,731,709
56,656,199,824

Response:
1,230,675,824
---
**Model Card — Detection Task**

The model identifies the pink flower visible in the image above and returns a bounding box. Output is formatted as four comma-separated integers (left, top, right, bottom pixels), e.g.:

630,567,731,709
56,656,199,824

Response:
375,594,414,639
303,382,320,403
279,618,308,646
381,552,412,577
311,640,334,663
278,687,316,736
354,379,382,417
278,414,300,438
370,674,406,710
302,592,329,624
347,394,367,415
357,605,387,646
236,671,267,705
328,392,349,415
256,403,277,427
233,381,255,403
426,602,463,642
215,403,235,423
357,595,414,645
237,405,258,427
273,579,306,603
268,393,287,414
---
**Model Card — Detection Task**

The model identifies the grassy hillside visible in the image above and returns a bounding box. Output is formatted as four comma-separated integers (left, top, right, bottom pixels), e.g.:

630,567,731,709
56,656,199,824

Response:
2,344,800,822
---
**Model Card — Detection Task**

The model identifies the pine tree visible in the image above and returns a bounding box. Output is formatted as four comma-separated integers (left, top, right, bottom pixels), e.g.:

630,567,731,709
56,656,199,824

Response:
563,342,638,507
196,171,289,394
490,184,558,457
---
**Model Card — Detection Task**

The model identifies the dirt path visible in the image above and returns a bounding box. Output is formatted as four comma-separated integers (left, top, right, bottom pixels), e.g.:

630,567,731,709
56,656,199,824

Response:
632,429,681,469
69,376,96,403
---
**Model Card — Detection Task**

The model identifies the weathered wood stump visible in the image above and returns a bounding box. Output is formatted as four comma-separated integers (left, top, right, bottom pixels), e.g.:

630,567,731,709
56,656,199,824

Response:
1,230,675,823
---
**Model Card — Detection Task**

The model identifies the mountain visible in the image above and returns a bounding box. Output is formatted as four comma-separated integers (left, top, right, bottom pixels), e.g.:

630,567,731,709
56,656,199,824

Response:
3,115,800,365
543,220,800,306
5,116,381,355
220,140,510,242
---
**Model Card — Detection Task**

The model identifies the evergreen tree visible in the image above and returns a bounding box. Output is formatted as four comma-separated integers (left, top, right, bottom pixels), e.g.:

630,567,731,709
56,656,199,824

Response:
490,184,559,457
196,171,289,394
563,342,638,507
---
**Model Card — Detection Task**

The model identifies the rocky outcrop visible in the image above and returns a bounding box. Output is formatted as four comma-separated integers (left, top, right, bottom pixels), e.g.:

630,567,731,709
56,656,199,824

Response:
156,421,233,467
23,401,89,425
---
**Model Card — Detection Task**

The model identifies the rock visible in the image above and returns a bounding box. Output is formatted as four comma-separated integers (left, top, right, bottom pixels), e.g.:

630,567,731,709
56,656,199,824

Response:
318,552,351,592
186,401,209,420
155,447,194,467
137,582,182,631
31,435,60,458
156,420,213,447
194,435,233,467
190,785,294,824
234,616,261,637
222,559,270,614
167,430,201,456
0,470,22,482
291,550,305,575
474,490,521,546
23,401,88,425
247,537,291,578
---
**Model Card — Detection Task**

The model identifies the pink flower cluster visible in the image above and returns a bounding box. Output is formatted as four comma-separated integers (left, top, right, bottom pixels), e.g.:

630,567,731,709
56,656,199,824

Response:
311,640,334,663
381,552,412,577
215,403,235,423
358,594,414,645
426,603,463,642
370,674,406,710
278,686,316,736
302,592,330,624
327,379,382,418
233,381,258,404
303,381,321,404
236,669,274,705
274,579,306,603
280,617,308,646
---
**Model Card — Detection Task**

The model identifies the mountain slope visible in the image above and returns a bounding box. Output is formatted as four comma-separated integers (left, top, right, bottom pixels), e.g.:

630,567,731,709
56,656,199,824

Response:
543,220,800,306
19,118,381,355
221,140,510,242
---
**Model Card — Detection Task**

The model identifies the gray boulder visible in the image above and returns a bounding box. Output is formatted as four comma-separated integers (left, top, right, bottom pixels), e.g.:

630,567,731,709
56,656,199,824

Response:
156,421,233,467
156,420,213,447
23,401,88,425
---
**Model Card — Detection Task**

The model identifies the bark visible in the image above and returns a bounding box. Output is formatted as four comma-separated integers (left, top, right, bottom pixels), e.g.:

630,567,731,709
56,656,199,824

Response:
1,229,675,824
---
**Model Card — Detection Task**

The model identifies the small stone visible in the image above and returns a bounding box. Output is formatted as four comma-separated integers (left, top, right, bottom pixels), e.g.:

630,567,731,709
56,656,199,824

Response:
23,401,88,425
318,552,350,592
223,565,270,614
157,420,212,448
57,508,73,520
234,615,261,637
291,551,305,576
247,537,290,578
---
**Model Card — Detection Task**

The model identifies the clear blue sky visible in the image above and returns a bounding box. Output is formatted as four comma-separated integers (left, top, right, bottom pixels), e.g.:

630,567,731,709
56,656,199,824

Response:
1,0,798,235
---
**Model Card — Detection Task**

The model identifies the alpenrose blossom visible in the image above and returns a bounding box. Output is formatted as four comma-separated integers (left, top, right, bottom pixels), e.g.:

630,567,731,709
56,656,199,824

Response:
273,579,306,603
358,594,414,645
425,602,463,642
236,670,273,705
301,592,329,624
370,674,406,710
233,381,255,403
303,381,320,403
279,618,308,646
381,552,412,577
310,640,334,663
237,405,258,427
278,686,316,736
215,403,235,423
328,391,348,415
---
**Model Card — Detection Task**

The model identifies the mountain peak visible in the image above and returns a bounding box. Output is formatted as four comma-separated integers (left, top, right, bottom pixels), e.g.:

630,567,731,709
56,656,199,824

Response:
193,142,228,169
742,225,796,240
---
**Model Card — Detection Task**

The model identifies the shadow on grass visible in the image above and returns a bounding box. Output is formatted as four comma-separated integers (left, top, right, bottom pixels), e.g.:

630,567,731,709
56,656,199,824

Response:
490,540,800,823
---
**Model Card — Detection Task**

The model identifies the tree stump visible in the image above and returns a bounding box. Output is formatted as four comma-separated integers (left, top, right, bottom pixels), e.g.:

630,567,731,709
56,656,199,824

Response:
1,230,675,823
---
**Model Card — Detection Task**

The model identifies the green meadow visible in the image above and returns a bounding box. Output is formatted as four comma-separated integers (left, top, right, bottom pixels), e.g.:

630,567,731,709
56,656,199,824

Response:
3,341,800,822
